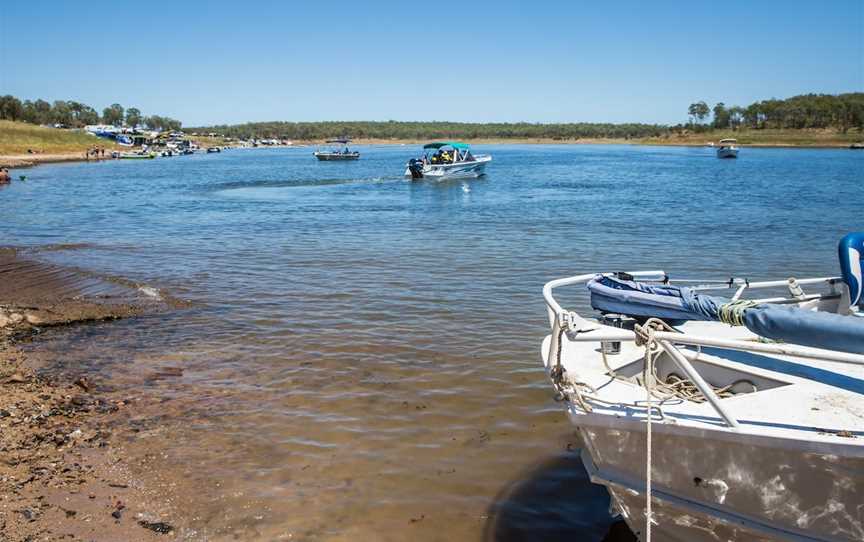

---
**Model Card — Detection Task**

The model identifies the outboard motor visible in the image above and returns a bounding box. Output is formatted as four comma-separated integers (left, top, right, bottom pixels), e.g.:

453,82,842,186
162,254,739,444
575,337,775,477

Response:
407,158,424,179
839,232,864,310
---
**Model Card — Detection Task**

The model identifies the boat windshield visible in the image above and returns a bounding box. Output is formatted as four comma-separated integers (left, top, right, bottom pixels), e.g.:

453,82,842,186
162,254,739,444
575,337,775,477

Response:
423,145,475,164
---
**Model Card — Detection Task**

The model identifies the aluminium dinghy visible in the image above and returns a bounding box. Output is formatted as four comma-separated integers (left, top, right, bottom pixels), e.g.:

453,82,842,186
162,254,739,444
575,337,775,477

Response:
540,233,864,541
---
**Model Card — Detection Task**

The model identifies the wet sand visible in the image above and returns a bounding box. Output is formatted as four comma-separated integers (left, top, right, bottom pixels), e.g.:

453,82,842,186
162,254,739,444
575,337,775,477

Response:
0,249,180,540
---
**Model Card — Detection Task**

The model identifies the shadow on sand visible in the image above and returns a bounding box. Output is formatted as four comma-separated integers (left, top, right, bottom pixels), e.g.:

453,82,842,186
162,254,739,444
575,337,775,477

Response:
483,450,636,542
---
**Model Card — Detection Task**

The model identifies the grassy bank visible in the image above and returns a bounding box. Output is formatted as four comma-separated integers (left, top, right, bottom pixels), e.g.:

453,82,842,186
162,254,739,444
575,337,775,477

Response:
0,120,120,155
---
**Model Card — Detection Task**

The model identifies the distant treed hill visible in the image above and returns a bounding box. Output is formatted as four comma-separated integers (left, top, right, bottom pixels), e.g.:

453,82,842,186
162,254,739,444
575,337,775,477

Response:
187,93,864,140
186,121,667,140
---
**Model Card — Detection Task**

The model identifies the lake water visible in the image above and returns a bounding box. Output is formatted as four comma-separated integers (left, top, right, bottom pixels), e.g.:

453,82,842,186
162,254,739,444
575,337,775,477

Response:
3,144,862,540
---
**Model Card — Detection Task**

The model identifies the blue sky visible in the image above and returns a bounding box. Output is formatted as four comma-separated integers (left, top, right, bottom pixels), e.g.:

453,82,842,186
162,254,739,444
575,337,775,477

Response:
1,0,861,126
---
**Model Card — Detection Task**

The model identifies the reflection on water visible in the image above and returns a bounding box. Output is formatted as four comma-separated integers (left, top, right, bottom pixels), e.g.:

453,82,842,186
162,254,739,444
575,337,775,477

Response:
5,145,862,539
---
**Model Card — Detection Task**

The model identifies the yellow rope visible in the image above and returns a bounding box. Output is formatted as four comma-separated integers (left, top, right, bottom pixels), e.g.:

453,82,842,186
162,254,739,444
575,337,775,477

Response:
717,300,759,326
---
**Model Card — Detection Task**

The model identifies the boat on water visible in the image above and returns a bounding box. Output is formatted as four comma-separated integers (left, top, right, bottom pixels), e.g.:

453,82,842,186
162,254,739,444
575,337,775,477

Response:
716,138,739,158
206,147,221,153
540,233,864,542
850,142,864,150
404,142,491,180
313,138,360,161
112,151,155,160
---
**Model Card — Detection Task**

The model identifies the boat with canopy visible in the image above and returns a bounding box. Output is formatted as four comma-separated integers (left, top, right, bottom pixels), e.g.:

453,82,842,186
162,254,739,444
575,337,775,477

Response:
716,138,739,158
314,138,360,161
404,142,491,180
540,232,864,541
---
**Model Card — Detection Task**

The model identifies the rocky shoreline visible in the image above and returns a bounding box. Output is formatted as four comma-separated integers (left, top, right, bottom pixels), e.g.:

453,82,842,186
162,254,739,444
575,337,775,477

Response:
0,252,181,541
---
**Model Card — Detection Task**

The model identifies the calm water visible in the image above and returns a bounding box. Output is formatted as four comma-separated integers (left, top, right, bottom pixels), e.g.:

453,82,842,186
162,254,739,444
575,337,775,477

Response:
3,145,862,540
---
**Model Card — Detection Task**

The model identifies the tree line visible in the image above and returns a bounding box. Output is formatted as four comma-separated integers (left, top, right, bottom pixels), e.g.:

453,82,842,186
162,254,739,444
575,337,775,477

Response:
687,93,864,132
188,121,668,141
2,92,861,139
0,95,182,131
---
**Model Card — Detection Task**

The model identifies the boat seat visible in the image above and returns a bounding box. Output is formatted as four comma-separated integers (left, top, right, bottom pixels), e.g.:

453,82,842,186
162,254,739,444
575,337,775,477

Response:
839,232,864,311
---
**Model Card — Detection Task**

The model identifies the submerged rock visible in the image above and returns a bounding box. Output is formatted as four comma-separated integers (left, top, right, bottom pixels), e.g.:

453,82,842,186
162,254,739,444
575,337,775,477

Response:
138,520,174,534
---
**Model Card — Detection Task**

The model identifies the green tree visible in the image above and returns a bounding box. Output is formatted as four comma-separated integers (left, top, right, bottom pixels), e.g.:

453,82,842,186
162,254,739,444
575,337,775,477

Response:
78,106,99,126
0,95,23,121
688,101,710,126
50,100,73,126
712,102,730,129
126,107,142,128
728,106,745,129
102,103,125,126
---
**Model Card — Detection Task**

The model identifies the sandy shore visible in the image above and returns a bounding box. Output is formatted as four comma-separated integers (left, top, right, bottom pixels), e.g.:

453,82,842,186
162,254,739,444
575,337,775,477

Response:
0,153,113,169
0,249,180,541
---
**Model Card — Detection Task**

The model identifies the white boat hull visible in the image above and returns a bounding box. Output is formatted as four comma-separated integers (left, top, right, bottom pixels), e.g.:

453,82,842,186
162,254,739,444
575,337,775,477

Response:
570,416,864,542
404,155,491,180
717,147,738,158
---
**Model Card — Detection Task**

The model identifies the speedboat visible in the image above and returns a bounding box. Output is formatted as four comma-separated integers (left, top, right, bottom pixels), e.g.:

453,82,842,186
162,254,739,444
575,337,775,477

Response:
313,138,360,161
404,142,491,180
540,233,864,542
716,138,739,158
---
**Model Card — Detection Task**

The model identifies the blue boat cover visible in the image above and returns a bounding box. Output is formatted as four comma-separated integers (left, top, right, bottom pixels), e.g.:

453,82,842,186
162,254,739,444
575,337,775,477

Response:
587,274,864,355
588,275,725,322
744,304,864,355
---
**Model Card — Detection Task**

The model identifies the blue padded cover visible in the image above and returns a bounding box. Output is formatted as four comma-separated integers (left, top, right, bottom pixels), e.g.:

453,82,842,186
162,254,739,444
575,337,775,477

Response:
839,232,864,308
744,304,864,355
588,275,724,322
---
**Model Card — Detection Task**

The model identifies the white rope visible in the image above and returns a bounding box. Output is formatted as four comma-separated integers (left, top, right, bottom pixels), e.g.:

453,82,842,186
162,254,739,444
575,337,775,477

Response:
643,327,655,542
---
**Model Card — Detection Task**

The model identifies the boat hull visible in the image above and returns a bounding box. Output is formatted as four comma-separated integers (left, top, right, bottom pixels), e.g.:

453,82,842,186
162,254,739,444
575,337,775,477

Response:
717,147,738,158
314,152,359,161
571,416,864,541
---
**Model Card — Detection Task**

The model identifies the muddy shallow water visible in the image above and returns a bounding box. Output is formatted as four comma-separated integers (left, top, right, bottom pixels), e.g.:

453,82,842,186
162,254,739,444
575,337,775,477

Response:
4,144,862,540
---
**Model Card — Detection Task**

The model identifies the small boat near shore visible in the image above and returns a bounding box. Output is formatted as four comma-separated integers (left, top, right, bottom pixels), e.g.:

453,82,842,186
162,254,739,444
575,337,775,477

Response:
716,138,739,158
112,151,155,160
313,138,360,161
404,141,491,180
207,147,221,154
540,233,864,541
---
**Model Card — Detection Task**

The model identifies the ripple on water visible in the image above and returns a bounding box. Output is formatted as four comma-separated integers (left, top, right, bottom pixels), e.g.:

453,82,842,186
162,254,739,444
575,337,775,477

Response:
5,144,863,540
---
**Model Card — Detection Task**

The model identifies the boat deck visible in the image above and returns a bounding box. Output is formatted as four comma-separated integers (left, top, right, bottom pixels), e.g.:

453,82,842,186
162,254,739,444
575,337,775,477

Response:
543,320,864,446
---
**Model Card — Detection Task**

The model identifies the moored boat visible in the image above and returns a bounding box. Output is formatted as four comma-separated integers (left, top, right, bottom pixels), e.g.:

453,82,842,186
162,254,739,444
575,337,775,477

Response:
716,138,739,158
313,138,360,161
206,147,221,153
404,142,491,180
540,233,864,541
112,151,155,160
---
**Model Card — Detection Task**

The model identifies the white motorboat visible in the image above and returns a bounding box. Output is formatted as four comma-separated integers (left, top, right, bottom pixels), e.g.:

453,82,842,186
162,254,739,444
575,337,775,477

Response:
314,138,360,161
404,142,491,180
716,138,739,158
540,233,864,542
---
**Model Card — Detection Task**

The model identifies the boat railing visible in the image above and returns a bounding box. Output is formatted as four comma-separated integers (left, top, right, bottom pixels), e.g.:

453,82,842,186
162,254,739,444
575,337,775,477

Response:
543,271,864,429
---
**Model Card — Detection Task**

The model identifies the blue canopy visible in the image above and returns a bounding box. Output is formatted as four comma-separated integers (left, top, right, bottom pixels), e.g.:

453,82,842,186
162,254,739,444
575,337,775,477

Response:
423,141,470,150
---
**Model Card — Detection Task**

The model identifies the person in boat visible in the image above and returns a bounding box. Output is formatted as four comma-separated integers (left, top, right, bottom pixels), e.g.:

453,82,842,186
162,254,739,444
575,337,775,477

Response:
0,168,10,184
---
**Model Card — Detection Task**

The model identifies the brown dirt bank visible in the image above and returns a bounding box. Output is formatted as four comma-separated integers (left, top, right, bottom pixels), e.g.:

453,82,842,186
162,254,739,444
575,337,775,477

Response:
0,153,112,170
0,249,182,541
